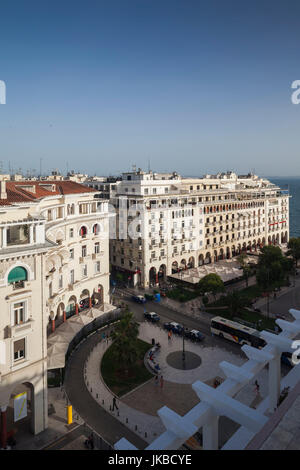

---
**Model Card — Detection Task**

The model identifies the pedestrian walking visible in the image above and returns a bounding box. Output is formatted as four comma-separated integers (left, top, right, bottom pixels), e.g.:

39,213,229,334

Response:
155,375,159,386
160,375,164,389
112,396,119,411
254,380,260,396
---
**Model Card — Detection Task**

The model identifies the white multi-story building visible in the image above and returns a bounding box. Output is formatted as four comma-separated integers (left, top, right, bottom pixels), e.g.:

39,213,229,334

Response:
107,169,289,288
0,180,110,447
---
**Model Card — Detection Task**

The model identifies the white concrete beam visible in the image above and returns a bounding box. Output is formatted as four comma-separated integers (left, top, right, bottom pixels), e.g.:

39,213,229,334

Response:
276,319,300,334
241,345,274,362
289,309,300,321
192,381,268,433
157,406,198,439
220,361,254,382
114,438,138,450
260,330,295,352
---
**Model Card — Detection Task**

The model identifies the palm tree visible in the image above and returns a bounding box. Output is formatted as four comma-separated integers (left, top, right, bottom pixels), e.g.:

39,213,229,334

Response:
237,254,251,287
110,309,139,372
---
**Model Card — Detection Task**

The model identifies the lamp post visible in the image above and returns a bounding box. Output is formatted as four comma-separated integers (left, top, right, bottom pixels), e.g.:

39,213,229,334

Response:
182,326,187,362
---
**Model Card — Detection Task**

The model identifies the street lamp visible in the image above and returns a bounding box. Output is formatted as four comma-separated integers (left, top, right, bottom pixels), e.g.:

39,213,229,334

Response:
182,326,187,362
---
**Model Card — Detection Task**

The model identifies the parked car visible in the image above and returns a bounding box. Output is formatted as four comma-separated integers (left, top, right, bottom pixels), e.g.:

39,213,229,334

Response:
184,329,205,342
144,311,160,322
131,295,146,304
163,321,184,335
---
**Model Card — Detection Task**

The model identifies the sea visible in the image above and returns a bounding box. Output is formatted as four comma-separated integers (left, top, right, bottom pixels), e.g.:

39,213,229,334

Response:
269,177,300,238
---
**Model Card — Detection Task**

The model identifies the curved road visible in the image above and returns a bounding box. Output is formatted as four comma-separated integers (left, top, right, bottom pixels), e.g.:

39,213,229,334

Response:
63,329,147,449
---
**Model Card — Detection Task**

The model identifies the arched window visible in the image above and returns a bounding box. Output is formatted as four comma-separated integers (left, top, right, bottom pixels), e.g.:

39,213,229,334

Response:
8,266,28,286
93,224,100,235
79,226,87,237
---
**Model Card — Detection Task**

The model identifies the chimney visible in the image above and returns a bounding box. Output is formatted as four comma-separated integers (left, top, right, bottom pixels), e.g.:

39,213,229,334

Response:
0,180,7,199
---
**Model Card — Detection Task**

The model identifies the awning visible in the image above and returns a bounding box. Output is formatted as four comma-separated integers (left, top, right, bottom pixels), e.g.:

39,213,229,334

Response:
8,266,27,283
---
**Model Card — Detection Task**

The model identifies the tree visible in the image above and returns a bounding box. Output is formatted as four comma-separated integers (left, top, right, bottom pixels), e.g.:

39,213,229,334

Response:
111,309,140,371
225,290,251,318
256,245,292,290
287,238,300,269
237,254,251,287
197,273,225,300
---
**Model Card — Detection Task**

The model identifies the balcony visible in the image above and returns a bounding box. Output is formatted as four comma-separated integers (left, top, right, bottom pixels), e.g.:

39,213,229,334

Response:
8,319,33,339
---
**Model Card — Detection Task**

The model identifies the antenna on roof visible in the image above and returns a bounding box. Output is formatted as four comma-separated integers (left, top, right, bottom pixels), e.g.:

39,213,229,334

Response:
148,158,150,173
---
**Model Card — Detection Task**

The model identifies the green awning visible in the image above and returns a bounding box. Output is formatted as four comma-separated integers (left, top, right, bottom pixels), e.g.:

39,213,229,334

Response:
8,267,27,283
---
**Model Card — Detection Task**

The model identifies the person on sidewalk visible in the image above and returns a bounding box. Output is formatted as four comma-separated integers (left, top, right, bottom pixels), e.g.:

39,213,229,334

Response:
112,396,119,411
254,380,260,396
160,375,164,389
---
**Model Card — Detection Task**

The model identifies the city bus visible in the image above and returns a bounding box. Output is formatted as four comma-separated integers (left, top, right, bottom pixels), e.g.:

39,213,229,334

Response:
210,316,265,348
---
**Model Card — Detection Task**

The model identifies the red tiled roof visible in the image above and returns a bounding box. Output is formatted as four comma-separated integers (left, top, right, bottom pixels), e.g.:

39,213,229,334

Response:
0,180,97,206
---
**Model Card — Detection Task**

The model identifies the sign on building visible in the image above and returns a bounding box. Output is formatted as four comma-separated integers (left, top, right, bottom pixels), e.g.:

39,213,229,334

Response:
14,392,27,422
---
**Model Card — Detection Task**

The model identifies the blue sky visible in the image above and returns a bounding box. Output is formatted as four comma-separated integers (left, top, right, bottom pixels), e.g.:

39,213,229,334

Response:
0,0,300,177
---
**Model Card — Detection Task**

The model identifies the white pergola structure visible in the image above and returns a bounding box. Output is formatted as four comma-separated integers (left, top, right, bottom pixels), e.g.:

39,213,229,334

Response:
114,308,300,451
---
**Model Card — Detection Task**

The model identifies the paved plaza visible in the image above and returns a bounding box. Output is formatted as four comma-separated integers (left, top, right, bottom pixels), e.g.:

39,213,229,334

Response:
83,321,273,446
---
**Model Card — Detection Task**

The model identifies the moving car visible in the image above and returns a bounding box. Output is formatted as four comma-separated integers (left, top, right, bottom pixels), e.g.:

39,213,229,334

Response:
163,321,184,335
184,329,205,342
131,295,146,304
144,311,160,323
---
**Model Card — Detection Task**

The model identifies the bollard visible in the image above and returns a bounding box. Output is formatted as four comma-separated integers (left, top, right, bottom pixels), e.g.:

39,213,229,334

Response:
96,393,98,399
135,425,138,431
102,400,104,405
67,405,73,425
145,432,147,438
117,411,119,416
126,417,128,423
90,388,92,393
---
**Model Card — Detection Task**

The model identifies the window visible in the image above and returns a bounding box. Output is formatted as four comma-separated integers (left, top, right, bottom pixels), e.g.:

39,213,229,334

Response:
95,242,100,254
69,228,74,238
14,338,25,362
13,302,25,325
144,188,149,194
82,245,87,257
59,275,63,289
69,249,74,259
93,224,100,235
70,270,74,284
95,261,100,273
82,265,87,278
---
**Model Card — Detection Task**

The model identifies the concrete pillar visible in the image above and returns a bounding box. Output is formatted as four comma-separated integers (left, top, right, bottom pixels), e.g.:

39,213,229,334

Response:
155,273,158,285
63,310,66,322
75,303,79,315
51,320,55,333
203,414,219,450
29,224,34,244
269,354,281,412
89,297,92,309
2,227,7,248
0,405,7,449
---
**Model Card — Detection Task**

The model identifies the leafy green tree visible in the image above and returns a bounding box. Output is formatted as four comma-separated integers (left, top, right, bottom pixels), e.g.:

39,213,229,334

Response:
287,237,300,269
256,245,292,290
197,273,225,300
225,290,251,318
237,254,251,287
111,309,140,371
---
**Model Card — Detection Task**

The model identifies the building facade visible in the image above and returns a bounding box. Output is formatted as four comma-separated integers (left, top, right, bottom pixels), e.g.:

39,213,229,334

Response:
106,170,289,288
0,180,110,446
